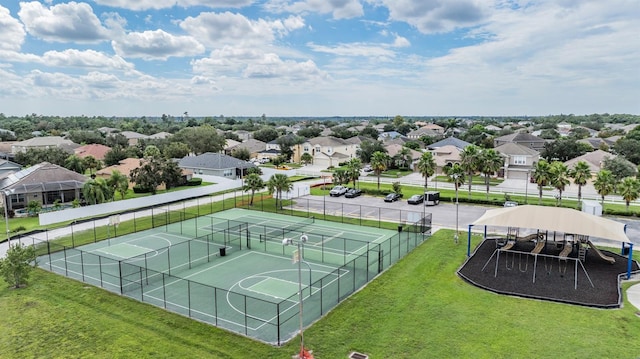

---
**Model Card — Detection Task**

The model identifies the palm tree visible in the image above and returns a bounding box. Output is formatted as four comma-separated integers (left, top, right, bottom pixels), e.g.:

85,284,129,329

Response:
82,177,111,205
570,161,591,203
479,149,503,200
532,160,551,204
65,155,86,174
242,173,265,206
107,170,130,200
370,151,390,190
82,155,101,175
416,152,436,190
345,158,362,188
549,161,570,206
300,152,313,165
593,169,616,205
395,147,411,169
459,145,481,198
617,177,639,212
266,173,292,210
444,163,466,193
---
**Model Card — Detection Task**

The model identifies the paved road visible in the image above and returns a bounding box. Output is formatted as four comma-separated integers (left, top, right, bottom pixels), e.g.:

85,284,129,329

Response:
2,169,639,258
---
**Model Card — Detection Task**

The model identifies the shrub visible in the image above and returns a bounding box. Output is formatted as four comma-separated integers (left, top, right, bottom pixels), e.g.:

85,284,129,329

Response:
132,185,151,194
187,178,202,186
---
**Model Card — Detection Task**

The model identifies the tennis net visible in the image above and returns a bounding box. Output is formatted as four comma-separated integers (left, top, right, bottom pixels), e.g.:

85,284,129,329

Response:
261,217,314,242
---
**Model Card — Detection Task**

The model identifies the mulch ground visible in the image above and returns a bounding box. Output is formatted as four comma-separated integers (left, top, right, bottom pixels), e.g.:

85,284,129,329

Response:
458,238,639,308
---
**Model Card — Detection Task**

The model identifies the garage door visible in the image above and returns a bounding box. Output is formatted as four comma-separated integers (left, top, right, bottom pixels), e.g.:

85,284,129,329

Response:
507,169,529,180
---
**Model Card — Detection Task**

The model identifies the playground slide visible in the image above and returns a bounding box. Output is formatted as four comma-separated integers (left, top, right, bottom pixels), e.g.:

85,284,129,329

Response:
587,240,616,264
517,233,542,242
531,240,546,254
501,241,516,251
559,242,573,259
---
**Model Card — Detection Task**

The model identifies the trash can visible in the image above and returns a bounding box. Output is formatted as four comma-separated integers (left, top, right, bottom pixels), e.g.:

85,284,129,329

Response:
219,247,226,257
398,225,403,233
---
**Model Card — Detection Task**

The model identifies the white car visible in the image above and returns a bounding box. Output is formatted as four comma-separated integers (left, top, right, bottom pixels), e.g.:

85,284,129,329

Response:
329,185,348,197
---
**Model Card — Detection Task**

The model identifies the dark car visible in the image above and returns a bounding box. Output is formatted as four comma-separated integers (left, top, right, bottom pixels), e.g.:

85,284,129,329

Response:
384,193,401,202
345,188,363,198
407,194,424,205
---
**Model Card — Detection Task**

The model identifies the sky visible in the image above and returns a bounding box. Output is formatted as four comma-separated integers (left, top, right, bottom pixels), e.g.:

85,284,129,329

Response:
0,0,638,117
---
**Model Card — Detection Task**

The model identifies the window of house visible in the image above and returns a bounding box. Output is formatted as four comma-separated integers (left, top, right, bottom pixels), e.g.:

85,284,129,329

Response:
327,147,332,154
223,169,233,177
315,146,321,153
513,156,526,165
303,146,309,152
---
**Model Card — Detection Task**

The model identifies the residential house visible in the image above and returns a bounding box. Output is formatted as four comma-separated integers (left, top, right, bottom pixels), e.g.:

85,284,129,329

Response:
493,132,547,152
0,162,87,211
178,152,255,179
485,124,502,132
578,137,612,150
494,142,540,180
234,130,252,142
428,145,462,175
427,137,471,151
223,139,241,153
226,139,267,159
294,136,359,167
119,131,148,146
564,150,615,175
96,158,192,190
384,144,422,170
378,131,404,142
96,158,142,189
11,136,79,154
74,144,111,162
407,126,444,140
147,132,173,140
0,159,21,178
0,128,16,138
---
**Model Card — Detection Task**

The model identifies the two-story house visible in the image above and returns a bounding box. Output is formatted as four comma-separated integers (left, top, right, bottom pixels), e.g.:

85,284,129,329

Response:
294,136,359,167
493,133,547,152
494,142,540,180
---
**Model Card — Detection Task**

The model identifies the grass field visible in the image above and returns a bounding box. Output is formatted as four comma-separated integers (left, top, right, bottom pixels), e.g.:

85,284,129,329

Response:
2,230,640,358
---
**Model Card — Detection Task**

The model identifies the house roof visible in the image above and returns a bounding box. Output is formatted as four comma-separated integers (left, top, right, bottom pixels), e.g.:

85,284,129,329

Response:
578,137,608,149
495,132,545,143
385,144,422,159
147,132,173,139
429,145,462,166
178,152,256,170
564,150,615,172
96,158,141,177
228,138,267,153
224,139,241,150
427,137,471,150
308,136,351,147
0,162,88,195
74,144,112,160
494,142,539,156
14,136,75,147
119,131,148,139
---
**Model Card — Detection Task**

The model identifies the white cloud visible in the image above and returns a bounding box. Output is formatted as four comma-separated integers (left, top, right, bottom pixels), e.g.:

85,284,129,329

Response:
392,35,410,48
308,42,395,58
0,6,26,51
93,0,254,11
42,49,135,71
18,1,109,43
112,30,205,60
266,0,364,19
375,0,490,34
192,45,326,82
180,12,303,48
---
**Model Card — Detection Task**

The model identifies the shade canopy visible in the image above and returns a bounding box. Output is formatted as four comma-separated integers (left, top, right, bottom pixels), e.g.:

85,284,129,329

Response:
472,205,629,243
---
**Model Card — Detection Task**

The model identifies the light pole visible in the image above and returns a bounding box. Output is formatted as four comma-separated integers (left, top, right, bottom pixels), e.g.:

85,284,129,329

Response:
525,170,530,204
3,190,10,246
453,174,459,244
282,234,313,359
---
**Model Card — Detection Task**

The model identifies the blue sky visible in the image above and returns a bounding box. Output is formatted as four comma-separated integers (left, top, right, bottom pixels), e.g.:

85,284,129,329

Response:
0,0,638,117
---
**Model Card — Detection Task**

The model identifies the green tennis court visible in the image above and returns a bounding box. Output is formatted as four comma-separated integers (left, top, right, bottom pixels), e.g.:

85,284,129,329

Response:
38,208,427,345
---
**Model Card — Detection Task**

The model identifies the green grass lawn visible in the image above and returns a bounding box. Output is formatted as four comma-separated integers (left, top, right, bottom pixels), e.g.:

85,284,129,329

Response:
2,230,639,358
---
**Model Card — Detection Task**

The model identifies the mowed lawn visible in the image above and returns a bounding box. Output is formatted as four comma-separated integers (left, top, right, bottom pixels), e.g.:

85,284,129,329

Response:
2,230,640,358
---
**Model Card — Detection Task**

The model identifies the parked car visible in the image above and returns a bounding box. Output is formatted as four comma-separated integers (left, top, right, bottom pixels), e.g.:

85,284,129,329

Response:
407,194,424,205
363,165,373,172
345,188,363,198
384,193,401,202
329,185,348,197
504,201,518,207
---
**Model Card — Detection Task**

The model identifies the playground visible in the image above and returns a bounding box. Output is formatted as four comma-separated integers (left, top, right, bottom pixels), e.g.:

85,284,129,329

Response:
458,205,640,308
